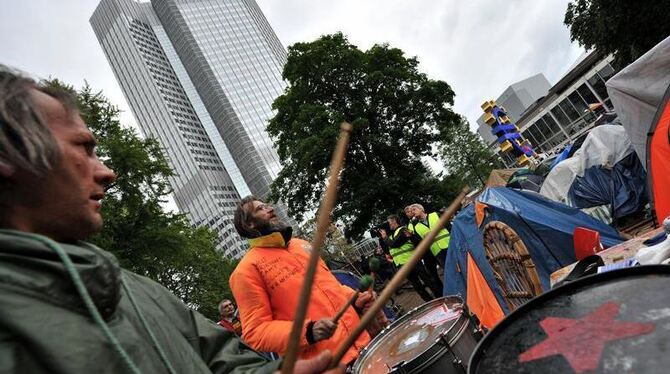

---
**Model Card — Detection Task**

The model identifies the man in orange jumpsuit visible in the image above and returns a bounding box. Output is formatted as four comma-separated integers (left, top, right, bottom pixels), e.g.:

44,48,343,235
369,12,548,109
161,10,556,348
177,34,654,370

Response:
230,196,383,365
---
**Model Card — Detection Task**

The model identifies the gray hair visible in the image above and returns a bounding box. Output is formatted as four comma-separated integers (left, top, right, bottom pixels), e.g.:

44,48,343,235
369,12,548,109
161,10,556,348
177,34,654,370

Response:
218,299,233,314
409,203,425,212
0,68,76,178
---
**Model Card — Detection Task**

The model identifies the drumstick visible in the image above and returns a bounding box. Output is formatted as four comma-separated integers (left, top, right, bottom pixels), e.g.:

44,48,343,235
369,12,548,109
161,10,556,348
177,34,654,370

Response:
332,275,373,323
342,251,364,277
281,122,353,374
329,187,470,367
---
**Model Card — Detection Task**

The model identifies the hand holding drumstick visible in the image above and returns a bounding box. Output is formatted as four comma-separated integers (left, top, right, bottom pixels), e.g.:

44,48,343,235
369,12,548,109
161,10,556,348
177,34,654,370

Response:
332,275,373,323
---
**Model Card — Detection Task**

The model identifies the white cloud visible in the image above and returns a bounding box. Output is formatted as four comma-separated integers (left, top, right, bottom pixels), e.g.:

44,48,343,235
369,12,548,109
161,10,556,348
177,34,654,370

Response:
1,0,583,134
256,0,584,129
0,0,138,131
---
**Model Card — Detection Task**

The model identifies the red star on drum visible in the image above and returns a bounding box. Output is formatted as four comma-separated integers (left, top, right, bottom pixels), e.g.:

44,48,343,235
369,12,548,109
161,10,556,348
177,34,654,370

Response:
519,302,655,373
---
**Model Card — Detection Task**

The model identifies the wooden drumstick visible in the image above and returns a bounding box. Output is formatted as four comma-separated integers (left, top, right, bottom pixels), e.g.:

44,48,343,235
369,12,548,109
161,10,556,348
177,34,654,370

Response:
281,122,353,374
332,275,373,323
329,187,470,367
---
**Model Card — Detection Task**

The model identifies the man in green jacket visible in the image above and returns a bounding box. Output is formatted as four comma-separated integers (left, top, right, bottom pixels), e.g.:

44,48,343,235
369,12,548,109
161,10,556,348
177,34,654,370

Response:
0,68,340,373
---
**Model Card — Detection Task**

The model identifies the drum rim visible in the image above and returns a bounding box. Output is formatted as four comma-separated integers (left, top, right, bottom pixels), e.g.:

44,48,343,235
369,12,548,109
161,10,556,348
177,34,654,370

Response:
353,295,466,371
468,264,670,372
386,313,474,373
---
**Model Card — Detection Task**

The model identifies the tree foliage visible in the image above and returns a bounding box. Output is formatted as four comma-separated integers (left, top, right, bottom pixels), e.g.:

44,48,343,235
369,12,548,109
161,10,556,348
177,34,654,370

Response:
299,219,355,258
45,80,236,320
564,0,670,68
439,118,502,190
268,33,462,238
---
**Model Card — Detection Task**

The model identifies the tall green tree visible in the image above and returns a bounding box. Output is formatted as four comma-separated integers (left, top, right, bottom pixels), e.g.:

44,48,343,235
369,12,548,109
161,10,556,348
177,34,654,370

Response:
439,118,502,189
564,0,670,68
268,33,462,238
46,80,236,320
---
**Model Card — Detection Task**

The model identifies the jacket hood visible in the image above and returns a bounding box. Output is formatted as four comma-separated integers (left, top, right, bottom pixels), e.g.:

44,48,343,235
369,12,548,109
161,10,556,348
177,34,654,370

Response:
0,230,121,320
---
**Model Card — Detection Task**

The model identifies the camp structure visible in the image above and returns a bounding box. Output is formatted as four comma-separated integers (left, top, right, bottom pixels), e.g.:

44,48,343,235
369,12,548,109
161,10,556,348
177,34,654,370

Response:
606,35,670,226
540,124,648,226
443,187,622,328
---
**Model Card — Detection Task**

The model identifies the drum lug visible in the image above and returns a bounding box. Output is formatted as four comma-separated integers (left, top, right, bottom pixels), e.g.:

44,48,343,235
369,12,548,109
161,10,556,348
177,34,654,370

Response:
467,311,486,341
452,358,466,373
439,335,467,374
472,326,484,341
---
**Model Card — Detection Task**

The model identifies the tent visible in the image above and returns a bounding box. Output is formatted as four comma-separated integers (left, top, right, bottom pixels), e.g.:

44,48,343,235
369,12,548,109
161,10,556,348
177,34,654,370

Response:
606,35,670,168
485,168,521,187
540,124,647,220
606,35,670,225
443,187,623,321
506,169,544,192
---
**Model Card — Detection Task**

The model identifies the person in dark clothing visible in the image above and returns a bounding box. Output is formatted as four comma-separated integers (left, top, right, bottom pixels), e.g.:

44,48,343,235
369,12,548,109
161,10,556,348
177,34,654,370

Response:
405,204,445,294
381,215,441,301
0,68,341,373
372,245,396,284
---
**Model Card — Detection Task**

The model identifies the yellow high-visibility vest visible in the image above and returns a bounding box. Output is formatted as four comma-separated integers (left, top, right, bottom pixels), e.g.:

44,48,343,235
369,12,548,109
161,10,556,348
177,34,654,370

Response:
409,212,450,256
389,227,414,266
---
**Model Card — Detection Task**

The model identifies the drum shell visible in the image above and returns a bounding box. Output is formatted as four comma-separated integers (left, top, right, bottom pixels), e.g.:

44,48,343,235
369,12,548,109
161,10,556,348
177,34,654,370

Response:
353,296,480,374
469,265,670,374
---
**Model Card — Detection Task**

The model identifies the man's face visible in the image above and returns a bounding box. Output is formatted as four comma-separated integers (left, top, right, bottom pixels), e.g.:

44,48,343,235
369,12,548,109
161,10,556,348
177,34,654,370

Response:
249,200,277,225
9,90,116,242
404,207,413,219
411,206,424,218
387,219,398,230
221,300,235,318
247,200,286,235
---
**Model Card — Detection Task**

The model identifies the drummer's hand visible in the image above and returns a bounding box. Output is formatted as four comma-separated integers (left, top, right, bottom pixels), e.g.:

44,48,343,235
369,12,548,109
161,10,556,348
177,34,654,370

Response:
289,350,345,374
354,290,375,311
313,318,337,341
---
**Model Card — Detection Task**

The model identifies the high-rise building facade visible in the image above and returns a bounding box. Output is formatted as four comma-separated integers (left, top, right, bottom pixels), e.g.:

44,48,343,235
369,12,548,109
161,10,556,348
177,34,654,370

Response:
476,74,551,145
91,0,288,258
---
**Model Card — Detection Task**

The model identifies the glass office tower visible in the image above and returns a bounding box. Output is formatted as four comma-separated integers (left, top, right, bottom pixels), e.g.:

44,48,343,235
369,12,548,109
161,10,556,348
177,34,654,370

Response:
91,0,289,257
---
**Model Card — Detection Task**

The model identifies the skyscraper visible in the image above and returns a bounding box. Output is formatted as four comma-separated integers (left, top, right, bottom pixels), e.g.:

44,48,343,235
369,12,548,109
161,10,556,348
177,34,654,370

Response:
91,0,289,258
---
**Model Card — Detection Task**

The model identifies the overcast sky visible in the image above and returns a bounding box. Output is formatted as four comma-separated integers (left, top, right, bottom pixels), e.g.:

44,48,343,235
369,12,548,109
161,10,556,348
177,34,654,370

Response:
1,0,584,132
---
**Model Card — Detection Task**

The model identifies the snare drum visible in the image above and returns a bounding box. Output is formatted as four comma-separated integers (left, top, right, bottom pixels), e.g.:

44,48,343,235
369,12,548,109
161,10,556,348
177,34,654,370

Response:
352,296,482,374
469,265,670,373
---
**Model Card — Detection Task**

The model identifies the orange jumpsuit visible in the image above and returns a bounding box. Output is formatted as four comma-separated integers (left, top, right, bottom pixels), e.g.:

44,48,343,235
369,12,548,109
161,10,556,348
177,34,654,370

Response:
230,233,370,364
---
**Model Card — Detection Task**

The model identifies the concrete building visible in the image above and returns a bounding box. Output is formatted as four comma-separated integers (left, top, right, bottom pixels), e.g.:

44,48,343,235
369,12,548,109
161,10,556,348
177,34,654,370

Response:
481,52,617,167
477,74,551,144
91,0,289,258
506,52,617,166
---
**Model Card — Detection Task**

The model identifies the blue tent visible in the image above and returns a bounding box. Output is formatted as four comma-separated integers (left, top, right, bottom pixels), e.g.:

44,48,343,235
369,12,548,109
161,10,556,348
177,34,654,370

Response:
443,187,623,313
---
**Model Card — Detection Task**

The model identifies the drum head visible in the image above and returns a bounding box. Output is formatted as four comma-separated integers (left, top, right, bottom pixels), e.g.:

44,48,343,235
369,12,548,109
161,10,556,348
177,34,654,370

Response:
470,265,670,373
354,296,465,373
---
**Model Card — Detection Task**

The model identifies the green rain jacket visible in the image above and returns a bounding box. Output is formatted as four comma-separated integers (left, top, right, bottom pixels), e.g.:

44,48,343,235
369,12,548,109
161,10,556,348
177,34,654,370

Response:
0,230,282,374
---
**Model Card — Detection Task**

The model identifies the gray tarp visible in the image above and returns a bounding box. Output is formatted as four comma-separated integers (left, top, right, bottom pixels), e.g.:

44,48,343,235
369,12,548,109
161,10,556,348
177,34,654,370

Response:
540,125,633,203
606,35,670,167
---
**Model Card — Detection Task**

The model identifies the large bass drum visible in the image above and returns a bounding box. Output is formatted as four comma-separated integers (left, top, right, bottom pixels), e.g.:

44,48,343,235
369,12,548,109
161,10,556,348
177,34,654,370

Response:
353,296,482,374
469,265,670,373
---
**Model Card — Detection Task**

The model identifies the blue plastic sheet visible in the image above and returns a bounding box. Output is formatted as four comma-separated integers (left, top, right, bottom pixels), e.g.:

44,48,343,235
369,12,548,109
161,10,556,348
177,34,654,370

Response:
550,143,573,170
568,152,648,218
